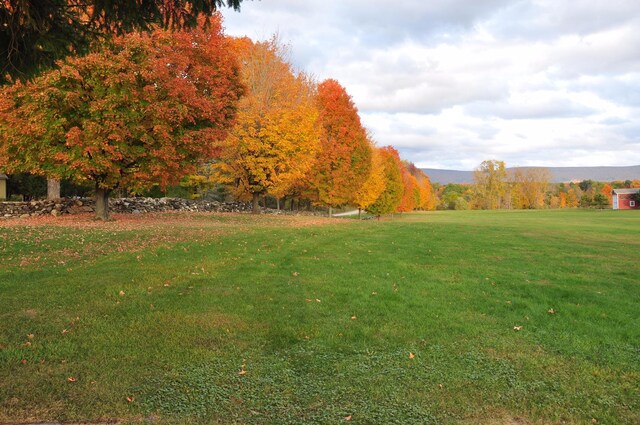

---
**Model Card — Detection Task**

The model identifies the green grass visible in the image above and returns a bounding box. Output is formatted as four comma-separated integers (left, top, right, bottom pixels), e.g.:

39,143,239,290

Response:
0,210,638,424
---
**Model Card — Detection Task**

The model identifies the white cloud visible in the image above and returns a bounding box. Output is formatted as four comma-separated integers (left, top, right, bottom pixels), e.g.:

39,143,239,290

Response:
222,0,640,169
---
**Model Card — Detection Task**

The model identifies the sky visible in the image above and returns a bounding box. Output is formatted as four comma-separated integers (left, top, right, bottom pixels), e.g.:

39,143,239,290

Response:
221,0,640,170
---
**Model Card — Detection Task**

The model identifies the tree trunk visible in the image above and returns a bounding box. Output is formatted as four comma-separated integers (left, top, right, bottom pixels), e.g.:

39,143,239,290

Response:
276,197,280,211
329,206,333,217
358,208,362,220
252,193,260,214
95,186,110,221
47,179,61,200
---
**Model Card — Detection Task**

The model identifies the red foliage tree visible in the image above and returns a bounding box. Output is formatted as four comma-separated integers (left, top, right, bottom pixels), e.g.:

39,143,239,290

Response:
0,14,243,219
309,79,371,214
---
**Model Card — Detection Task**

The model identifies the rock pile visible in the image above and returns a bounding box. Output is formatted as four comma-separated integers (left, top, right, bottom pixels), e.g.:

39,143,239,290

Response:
109,197,255,214
0,198,89,219
0,197,257,219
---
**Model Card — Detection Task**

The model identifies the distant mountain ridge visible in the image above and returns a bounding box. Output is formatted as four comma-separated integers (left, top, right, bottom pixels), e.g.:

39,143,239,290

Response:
421,165,640,184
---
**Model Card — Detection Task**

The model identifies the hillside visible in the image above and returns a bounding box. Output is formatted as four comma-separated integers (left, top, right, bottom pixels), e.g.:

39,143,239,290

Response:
422,165,640,184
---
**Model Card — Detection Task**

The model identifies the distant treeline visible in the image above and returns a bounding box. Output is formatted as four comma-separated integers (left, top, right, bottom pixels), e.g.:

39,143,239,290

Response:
434,160,640,210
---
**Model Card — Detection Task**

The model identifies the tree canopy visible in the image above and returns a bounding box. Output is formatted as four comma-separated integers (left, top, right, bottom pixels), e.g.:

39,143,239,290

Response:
473,159,507,210
309,79,372,210
213,37,320,213
0,0,244,82
0,15,244,219
367,146,404,217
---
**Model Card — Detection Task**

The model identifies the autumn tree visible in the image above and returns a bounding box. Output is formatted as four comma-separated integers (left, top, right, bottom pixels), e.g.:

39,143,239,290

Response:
566,187,580,208
397,163,418,213
602,183,613,204
213,37,320,213
404,161,435,210
309,79,372,215
559,191,567,208
353,140,386,218
0,0,244,83
0,15,244,219
511,167,550,209
367,146,404,218
473,160,507,210
419,177,436,210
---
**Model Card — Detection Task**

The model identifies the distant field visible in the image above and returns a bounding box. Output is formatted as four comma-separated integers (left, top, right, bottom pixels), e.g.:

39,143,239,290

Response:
1,210,638,424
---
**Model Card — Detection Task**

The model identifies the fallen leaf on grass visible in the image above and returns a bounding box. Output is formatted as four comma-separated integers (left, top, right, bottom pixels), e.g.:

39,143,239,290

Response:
126,396,134,403
21,359,27,364
292,272,299,277
315,299,321,303
67,377,77,382
119,290,125,296
548,308,556,314
513,326,523,331
344,415,352,421
351,315,357,320
27,334,34,339
23,341,32,347
61,329,69,334
409,352,415,360
238,370,247,376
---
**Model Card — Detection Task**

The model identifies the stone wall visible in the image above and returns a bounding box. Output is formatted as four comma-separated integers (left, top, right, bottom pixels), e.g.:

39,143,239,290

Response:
0,197,258,219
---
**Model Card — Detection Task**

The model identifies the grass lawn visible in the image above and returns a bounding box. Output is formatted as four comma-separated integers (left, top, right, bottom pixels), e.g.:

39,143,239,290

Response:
0,210,638,424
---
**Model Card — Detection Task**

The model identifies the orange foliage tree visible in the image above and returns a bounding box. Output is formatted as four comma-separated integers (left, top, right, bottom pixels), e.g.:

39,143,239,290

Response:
213,37,320,213
602,183,613,204
0,15,243,219
559,192,567,208
397,163,418,213
309,79,372,215
403,161,435,211
418,176,436,210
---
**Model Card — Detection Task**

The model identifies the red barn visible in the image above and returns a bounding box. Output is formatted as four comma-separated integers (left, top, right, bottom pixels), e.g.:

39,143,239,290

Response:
612,188,640,210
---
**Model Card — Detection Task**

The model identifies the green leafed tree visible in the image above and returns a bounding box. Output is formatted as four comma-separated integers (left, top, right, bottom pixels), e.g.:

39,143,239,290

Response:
473,159,507,210
0,0,244,83
0,16,244,219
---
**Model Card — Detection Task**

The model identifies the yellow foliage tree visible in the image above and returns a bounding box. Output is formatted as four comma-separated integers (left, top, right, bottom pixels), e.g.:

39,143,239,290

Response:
511,168,550,209
473,160,507,210
213,37,320,213
353,142,386,218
